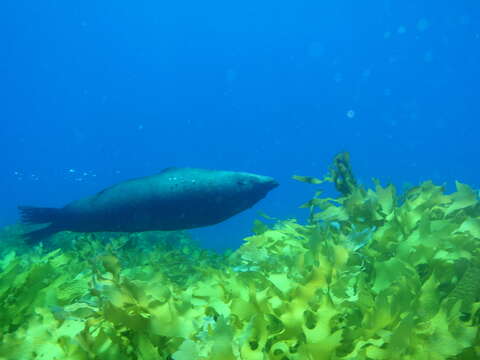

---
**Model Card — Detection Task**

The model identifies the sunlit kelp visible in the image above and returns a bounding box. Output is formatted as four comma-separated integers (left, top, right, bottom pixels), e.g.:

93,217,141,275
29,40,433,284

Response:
0,180,479,359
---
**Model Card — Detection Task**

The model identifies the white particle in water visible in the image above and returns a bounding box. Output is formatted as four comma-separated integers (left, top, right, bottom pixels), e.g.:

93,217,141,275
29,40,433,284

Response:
424,51,433,63
417,18,429,32
308,42,325,58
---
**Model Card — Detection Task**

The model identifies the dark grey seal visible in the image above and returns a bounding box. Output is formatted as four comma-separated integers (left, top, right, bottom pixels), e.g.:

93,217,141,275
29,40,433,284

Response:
19,167,278,244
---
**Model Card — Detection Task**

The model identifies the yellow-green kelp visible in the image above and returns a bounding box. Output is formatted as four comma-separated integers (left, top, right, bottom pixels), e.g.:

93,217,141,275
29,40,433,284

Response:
0,180,479,359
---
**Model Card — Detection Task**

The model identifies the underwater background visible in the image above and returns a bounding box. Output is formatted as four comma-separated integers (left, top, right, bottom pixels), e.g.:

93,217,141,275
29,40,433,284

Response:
1,1,480,359
2,1,479,251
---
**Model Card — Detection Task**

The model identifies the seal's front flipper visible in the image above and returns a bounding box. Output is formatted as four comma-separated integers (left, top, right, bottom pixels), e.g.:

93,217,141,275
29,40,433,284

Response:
22,224,61,245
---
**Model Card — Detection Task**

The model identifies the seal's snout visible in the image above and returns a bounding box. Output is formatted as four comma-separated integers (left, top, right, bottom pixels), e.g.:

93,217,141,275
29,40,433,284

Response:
268,178,279,189
258,175,279,191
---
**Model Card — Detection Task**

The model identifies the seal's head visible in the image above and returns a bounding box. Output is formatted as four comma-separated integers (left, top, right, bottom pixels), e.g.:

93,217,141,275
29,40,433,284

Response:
232,172,278,203
181,169,279,222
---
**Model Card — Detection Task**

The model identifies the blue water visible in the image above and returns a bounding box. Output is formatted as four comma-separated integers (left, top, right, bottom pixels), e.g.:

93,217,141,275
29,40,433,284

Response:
1,1,479,251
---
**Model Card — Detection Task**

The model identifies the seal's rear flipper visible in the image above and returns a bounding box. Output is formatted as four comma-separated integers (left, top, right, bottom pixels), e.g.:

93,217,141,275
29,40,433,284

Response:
18,206,63,244
18,206,61,224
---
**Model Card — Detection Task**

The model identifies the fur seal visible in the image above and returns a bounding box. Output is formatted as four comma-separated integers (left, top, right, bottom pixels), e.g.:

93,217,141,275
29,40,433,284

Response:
19,167,278,244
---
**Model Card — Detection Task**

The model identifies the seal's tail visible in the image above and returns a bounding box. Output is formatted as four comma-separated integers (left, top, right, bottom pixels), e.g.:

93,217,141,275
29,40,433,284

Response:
18,206,62,244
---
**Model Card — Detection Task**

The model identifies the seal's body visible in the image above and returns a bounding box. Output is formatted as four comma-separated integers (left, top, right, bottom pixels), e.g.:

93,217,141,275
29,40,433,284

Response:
19,167,278,244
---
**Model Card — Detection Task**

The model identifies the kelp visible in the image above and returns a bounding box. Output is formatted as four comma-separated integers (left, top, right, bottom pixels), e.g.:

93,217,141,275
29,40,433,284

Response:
0,179,479,359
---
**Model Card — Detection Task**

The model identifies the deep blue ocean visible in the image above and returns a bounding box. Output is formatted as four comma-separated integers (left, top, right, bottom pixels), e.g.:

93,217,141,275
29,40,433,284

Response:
1,1,479,251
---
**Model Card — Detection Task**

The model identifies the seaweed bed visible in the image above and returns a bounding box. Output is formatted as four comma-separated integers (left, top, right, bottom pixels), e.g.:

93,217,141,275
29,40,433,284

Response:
0,178,479,359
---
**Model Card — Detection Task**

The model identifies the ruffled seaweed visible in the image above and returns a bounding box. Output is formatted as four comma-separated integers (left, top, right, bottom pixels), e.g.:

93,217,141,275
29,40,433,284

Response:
0,172,479,359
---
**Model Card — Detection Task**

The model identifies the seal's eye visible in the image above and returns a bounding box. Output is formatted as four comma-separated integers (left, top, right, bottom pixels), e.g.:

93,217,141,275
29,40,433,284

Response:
237,180,247,186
